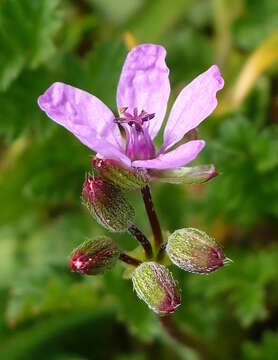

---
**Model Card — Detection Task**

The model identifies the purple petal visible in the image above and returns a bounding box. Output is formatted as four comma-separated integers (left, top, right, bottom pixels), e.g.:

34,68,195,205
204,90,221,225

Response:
132,140,205,169
163,65,224,151
69,124,131,167
38,82,123,150
117,44,170,139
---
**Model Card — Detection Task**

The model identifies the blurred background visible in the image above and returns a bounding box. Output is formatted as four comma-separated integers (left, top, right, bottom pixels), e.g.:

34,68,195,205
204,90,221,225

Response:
0,0,278,359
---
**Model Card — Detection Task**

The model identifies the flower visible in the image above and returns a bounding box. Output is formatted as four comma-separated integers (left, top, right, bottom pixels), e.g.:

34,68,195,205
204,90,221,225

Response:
38,44,224,170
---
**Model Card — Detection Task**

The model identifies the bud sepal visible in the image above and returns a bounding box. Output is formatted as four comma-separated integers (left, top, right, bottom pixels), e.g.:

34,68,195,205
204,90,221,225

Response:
149,164,218,184
93,157,150,190
82,175,135,232
132,262,181,315
166,228,231,274
69,237,120,275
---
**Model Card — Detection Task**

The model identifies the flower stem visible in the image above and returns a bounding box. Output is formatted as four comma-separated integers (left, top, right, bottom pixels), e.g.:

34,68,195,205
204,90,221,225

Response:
128,224,153,259
157,242,167,261
141,185,163,249
119,252,142,267
159,316,216,360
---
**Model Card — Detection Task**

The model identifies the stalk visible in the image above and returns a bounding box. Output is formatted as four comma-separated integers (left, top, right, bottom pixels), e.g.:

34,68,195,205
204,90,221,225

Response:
128,224,153,259
141,185,163,249
119,252,142,267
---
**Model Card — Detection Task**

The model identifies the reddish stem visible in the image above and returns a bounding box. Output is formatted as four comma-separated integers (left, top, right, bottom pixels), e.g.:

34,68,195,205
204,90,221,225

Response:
128,224,153,259
141,185,163,249
157,242,167,261
119,252,142,267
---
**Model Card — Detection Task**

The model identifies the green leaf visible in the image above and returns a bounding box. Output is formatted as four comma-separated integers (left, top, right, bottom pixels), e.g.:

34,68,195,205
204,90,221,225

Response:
128,0,193,42
5,269,100,326
0,68,56,142
89,0,143,24
2,213,97,325
232,0,278,51
0,0,63,90
181,246,278,330
200,116,278,225
0,309,116,360
242,331,278,360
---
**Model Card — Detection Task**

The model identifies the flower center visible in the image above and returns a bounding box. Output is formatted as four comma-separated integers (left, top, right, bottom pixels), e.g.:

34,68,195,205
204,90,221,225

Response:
115,107,156,161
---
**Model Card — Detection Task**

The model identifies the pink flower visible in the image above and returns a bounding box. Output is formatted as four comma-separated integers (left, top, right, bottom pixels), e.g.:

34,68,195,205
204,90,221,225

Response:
38,44,224,170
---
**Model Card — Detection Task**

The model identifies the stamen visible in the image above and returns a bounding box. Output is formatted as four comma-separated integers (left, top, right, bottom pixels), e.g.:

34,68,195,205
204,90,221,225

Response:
142,113,155,122
115,108,155,129
119,107,128,114
114,107,156,161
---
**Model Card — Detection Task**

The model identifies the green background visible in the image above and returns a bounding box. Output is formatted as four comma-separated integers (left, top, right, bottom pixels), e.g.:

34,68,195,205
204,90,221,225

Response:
1,0,278,359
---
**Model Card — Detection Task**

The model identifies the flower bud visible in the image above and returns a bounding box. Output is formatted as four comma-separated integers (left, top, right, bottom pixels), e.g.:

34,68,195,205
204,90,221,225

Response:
166,228,231,274
149,164,218,184
93,157,149,190
132,262,181,315
69,237,120,275
82,175,135,232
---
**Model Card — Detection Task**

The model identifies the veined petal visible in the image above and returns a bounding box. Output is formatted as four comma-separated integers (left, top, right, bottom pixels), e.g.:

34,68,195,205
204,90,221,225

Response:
117,44,170,139
132,140,205,169
38,82,123,149
163,65,224,151
71,125,131,167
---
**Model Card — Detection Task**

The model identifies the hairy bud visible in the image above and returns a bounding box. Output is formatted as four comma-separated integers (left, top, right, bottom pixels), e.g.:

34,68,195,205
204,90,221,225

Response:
69,237,120,275
93,157,149,190
132,262,181,315
82,175,135,232
166,228,232,274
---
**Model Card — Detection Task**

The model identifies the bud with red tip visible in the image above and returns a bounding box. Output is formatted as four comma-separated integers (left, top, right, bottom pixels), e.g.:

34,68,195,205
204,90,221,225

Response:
69,237,120,275
166,228,232,274
82,175,135,232
132,262,181,315
93,157,150,190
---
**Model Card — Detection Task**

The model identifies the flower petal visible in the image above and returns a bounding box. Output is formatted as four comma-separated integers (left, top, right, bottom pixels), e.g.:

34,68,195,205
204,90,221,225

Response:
132,140,205,169
163,65,224,150
70,125,131,167
117,44,170,139
38,82,123,149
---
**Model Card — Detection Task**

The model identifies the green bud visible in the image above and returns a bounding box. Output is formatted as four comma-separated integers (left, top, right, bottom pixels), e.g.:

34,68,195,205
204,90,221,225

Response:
149,164,218,184
69,237,120,275
93,157,149,190
166,228,232,274
82,175,135,232
132,262,181,314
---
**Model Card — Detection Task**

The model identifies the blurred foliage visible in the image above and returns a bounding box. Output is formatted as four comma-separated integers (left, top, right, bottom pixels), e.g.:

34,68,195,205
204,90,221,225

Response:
0,0,278,359
0,0,63,90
